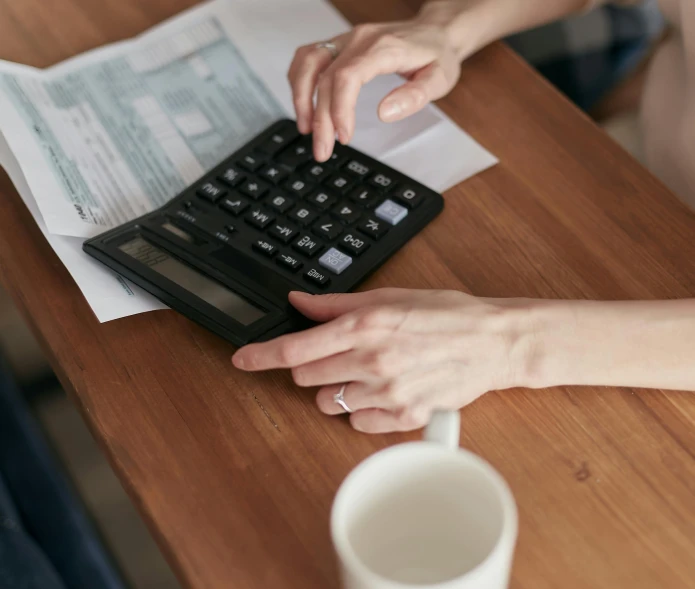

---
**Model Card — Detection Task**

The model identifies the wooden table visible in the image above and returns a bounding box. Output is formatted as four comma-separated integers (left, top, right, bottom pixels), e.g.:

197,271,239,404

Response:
1,1,695,588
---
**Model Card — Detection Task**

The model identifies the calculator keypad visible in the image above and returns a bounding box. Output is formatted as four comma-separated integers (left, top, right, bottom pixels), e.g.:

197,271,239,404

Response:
313,217,343,240
319,248,352,275
181,121,436,291
240,179,269,200
218,166,245,187
340,233,370,256
374,199,408,226
357,217,388,240
197,181,226,203
331,202,361,225
266,192,294,213
289,206,318,226
268,222,298,244
220,195,250,216
307,189,338,211
245,207,275,229
293,234,322,257
239,154,264,172
327,173,354,194
260,165,288,184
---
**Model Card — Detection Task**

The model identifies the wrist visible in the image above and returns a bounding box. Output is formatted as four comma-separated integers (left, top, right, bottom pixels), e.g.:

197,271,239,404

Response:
490,298,590,391
515,299,625,390
416,0,502,61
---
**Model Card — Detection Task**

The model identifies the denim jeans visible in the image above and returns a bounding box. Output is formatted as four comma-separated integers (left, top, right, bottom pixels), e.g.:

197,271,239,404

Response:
507,0,664,111
0,358,127,589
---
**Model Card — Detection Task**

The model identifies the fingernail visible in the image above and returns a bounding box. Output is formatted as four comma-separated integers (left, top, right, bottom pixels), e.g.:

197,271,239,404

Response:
291,291,312,298
316,141,330,162
298,119,309,134
232,353,245,369
337,127,349,145
381,100,403,122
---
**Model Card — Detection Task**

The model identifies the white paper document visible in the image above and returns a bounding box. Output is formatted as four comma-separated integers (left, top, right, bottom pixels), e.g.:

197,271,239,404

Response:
0,0,497,322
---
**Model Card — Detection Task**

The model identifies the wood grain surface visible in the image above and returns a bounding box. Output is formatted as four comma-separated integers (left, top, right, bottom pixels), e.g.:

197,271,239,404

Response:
1,1,694,588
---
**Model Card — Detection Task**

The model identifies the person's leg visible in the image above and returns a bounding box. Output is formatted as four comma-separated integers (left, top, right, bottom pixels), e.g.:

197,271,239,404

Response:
506,0,664,112
0,357,127,589
0,471,67,589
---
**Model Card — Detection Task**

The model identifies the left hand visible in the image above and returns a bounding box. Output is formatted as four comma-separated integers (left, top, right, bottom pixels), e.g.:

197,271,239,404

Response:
232,288,536,433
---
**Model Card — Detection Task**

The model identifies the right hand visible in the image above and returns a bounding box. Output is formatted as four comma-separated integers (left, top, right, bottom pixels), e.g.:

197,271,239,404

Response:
288,2,473,161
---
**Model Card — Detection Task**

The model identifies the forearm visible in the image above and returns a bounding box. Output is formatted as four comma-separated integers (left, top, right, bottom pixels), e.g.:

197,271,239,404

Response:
418,0,596,59
523,299,695,391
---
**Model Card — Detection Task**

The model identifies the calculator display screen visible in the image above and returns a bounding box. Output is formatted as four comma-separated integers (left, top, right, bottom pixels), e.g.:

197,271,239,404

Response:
119,237,266,326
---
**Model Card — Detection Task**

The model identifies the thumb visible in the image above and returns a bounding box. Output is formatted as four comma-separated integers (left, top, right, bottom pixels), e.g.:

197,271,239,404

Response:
288,288,412,322
378,63,454,123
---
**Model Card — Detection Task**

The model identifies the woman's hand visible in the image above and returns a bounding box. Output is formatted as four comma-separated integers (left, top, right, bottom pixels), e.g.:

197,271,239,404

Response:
232,288,538,433
288,1,491,161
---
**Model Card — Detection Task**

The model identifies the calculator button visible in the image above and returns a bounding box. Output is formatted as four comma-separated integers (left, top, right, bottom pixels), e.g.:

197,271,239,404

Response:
393,185,424,208
245,207,275,230
304,267,330,287
268,222,298,244
325,147,347,168
292,234,322,257
344,159,371,177
357,217,389,240
368,173,394,190
319,248,353,275
240,179,269,200
340,232,370,256
304,163,331,183
331,202,361,225
327,173,354,194
375,199,408,226
217,166,245,188
238,153,264,172
197,181,226,203
349,186,379,208
284,177,314,198
278,141,312,167
220,195,250,216
260,165,289,184
306,189,338,211
276,253,303,272
252,239,277,257
312,217,343,240
258,128,299,155
289,206,318,226
266,192,294,213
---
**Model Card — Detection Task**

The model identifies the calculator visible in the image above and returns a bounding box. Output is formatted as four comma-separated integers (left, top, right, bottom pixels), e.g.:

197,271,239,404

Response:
83,119,444,346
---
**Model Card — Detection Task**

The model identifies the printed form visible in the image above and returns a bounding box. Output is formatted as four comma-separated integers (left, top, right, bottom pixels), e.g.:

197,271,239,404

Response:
0,0,497,322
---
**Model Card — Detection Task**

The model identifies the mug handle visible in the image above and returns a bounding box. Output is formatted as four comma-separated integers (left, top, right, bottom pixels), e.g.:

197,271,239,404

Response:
424,410,460,450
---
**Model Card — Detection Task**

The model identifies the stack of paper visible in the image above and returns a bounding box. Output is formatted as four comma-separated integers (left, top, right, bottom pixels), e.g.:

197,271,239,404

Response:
0,0,497,322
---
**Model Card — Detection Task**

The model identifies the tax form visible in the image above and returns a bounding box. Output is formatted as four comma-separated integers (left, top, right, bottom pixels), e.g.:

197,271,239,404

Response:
0,0,497,322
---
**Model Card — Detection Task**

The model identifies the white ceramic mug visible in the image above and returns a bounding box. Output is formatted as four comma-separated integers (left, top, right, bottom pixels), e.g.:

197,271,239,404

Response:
331,411,518,589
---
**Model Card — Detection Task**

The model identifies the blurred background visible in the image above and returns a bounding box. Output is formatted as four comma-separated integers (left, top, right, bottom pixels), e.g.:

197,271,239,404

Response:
0,287,181,589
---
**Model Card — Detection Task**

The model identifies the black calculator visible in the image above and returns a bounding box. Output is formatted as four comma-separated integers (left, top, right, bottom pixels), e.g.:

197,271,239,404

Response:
83,119,444,346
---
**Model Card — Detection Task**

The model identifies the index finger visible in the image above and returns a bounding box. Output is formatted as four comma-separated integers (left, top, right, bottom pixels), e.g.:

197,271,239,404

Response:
232,315,358,371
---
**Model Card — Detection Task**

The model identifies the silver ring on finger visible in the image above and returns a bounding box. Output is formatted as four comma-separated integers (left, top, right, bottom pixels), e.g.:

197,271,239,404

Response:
334,383,353,413
315,41,339,60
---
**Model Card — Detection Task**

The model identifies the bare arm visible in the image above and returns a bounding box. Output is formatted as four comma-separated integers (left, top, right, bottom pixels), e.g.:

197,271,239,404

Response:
421,0,598,60
233,291,695,434
529,298,695,391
